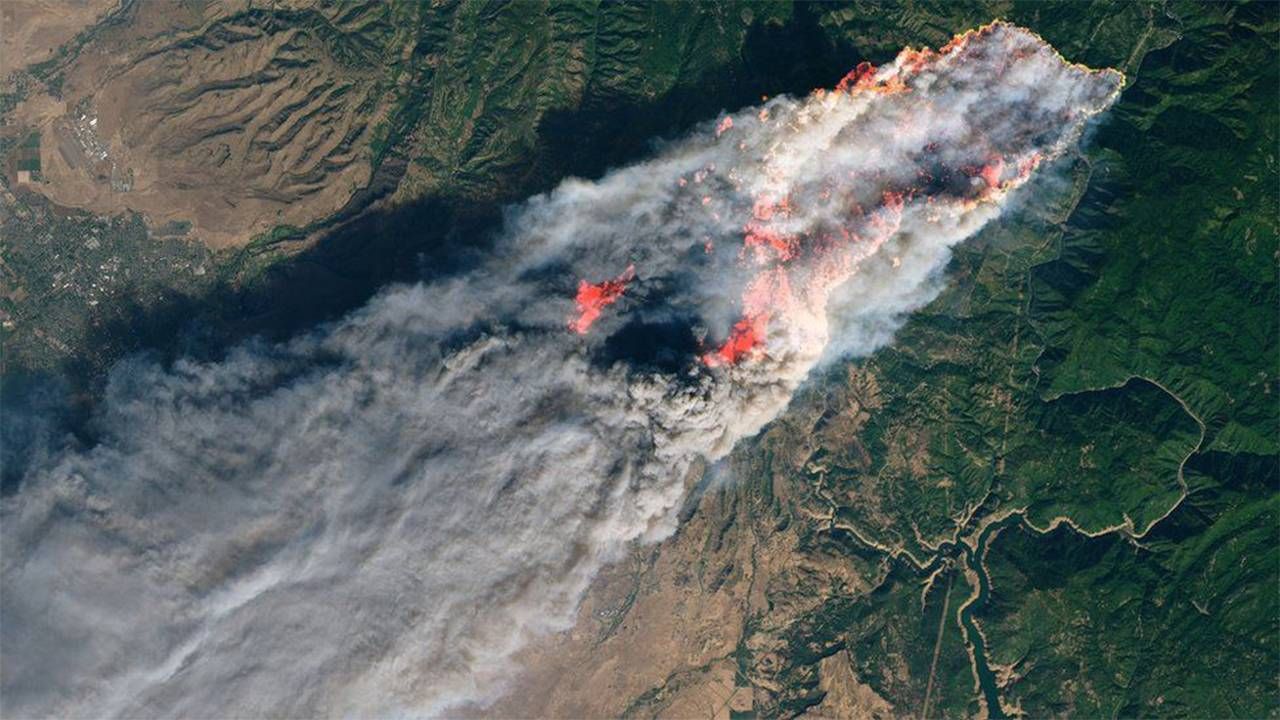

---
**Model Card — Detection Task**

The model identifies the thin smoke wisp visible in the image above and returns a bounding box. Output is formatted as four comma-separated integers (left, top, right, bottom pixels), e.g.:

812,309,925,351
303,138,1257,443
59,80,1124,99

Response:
1,22,1120,718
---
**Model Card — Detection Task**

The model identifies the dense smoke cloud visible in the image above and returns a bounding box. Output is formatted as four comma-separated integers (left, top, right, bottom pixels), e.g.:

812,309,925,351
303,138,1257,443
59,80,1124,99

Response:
1,23,1120,718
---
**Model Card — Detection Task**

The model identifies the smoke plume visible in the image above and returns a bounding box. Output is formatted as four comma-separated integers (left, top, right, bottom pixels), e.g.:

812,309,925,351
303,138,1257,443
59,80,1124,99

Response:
1,23,1119,718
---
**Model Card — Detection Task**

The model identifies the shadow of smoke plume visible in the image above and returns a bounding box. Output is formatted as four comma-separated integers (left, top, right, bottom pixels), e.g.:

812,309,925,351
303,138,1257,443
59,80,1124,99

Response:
1,4,856,494
1,22,1123,720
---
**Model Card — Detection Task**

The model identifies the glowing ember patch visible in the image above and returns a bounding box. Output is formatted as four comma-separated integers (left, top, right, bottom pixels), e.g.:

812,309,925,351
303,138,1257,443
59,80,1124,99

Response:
752,197,776,221
704,313,769,367
881,190,906,213
568,265,635,334
939,32,971,55
752,195,792,221
835,61,878,93
743,223,797,263
577,21,1121,372
704,269,797,367
834,61,908,96
897,46,937,74
1017,153,1043,177
980,158,1005,189
0,21,1127,720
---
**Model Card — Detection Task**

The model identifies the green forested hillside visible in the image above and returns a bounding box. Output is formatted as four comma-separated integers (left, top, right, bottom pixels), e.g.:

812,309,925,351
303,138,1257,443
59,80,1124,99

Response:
718,2,1277,716
1,2,1274,716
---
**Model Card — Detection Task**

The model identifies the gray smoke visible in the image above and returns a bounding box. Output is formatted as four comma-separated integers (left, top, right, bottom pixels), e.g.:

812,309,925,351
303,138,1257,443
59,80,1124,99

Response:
1,23,1120,718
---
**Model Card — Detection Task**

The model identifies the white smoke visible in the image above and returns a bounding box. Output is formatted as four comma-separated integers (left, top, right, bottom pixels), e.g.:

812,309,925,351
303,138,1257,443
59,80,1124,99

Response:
0,23,1120,718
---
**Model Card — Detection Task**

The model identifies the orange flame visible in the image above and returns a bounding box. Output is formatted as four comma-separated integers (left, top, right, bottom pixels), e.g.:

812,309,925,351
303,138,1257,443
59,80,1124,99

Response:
568,265,636,334
703,269,795,367
980,158,1005,189
704,313,769,367
568,21,1119,372
834,61,908,96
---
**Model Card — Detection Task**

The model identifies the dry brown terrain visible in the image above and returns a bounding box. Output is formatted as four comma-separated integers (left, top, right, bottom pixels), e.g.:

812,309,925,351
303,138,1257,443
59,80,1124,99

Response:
481,482,897,719
5,0,395,248
479,371,903,719
0,0,119,77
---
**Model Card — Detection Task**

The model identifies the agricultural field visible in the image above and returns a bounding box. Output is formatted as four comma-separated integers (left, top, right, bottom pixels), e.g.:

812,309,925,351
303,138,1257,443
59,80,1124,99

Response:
1,1,1275,717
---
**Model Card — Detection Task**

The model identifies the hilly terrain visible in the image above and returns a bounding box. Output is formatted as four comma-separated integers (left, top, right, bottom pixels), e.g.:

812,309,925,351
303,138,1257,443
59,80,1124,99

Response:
1,0,845,380
1,1,1275,717
478,2,1279,718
